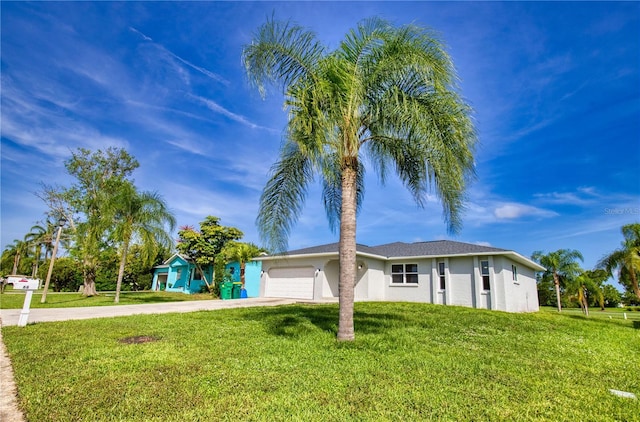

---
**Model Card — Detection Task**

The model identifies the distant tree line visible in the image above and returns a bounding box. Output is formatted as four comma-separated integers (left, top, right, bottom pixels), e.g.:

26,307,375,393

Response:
533,223,640,313
1,147,262,301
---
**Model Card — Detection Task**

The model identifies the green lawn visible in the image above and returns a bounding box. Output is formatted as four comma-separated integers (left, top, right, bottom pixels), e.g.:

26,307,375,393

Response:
0,290,214,309
540,305,640,322
3,302,639,421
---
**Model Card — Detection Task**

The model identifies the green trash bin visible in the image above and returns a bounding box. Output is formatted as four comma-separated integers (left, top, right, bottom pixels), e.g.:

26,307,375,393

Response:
232,282,242,299
220,282,232,300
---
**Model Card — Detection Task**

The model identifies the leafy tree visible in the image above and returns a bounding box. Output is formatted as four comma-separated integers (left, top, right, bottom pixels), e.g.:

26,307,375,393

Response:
222,242,265,287
243,17,477,340
598,223,640,301
108,182,176,303
601,284,622,308
94,248,120,292
124,244,171,291
44,147,139,297
622,290,640,306
176,216,243,291
36,257,83,292
535,271,556,307
532,249,583,312
567,270,607,316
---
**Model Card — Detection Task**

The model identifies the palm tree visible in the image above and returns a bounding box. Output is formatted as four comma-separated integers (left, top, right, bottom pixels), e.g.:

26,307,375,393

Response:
6,239,30,275
223,242,264,287
243,17,476,340
531,249,583,312
24,223,53,277
110,183,176,303
598,223,640,301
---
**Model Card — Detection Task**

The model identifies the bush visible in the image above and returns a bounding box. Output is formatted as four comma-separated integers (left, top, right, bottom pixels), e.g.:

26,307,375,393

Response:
37,257,83,292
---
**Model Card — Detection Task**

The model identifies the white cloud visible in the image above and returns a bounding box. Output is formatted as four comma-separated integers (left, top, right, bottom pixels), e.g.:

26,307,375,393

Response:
130,26,228,85
534,187,600,205
190,94,275,131
494,203,557,220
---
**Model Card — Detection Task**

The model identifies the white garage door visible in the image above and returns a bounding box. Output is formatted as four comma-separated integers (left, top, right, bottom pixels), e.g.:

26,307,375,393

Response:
266,266,315,299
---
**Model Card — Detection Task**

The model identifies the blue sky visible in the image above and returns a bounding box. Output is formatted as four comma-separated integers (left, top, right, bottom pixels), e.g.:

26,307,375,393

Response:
1,2,639,280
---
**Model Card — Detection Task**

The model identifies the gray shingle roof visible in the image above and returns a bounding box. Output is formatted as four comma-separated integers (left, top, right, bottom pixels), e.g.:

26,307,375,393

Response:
371,241,508,257
282,240,509,259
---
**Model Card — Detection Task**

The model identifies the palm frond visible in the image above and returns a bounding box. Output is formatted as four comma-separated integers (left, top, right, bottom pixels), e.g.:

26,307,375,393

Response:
256,141,314,252
321,154,365,233
242,16,324,97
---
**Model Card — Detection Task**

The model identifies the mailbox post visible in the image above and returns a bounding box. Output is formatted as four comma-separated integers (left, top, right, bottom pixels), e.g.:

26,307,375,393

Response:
16,278,40,327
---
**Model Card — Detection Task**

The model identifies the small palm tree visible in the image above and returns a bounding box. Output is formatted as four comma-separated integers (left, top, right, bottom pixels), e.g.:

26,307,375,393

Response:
598,223,640,301
24,224,50,277
532,249,583,312
243,17,477,340
6,239,30,275
223,242,264,287
110,183,176,303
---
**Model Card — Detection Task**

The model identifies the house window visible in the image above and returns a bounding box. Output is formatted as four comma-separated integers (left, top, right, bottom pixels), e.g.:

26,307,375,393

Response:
481,260,490,291
512,265,518,282
438,262,446,290
391,264,418,284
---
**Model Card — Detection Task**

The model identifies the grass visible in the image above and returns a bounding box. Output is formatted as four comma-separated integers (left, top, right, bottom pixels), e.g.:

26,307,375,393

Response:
540,306,640,322
0,289,214,309
3,302,639,421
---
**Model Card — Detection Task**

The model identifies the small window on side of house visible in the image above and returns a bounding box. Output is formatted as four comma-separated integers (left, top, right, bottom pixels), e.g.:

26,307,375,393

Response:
481,260,490,291
391,264,418,284
438,262,446,290
405,264,418,283
512,265,518,282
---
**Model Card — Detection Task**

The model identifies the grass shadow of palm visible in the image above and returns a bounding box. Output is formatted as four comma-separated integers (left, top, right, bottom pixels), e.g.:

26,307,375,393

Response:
242,304,411,338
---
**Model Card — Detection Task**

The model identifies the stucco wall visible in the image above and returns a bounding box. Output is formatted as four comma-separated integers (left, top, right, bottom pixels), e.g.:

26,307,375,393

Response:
259,252,540,313
383,259,431,303
496,256,539,312
447,257,475,308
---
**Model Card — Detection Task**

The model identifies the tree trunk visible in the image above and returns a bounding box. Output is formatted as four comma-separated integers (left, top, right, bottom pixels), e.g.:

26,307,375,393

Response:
83,261,98,297
629,269,640,300
12,253,20,275
197,264,212,292
579,286,589,316
41,225,63,303
337,160,358,342
553,271,562,312
114,240,129,303
32,245,42,277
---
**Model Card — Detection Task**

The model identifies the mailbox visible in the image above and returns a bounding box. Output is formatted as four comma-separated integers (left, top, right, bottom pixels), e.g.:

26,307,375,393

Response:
15,278,40,290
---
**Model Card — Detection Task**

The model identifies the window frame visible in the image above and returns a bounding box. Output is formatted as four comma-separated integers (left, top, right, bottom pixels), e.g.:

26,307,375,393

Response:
391,263,419,285
438,261,446,290
512,264,518,283
481,260,490,291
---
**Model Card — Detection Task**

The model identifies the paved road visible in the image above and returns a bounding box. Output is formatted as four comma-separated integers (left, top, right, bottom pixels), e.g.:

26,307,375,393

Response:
0,297,299,327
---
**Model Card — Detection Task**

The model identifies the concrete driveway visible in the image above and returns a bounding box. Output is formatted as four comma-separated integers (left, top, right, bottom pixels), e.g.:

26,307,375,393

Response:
0,297,298,327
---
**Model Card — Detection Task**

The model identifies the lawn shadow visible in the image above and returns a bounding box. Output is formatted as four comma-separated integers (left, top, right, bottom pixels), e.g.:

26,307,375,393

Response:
241,303,411,338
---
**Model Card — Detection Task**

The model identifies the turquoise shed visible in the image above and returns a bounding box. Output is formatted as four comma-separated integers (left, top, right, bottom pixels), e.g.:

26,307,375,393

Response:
151,253,214,294
152,253,261,296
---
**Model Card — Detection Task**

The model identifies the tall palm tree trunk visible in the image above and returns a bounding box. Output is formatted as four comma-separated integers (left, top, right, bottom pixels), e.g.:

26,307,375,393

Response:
12,253,20,275
338,161,358,341
114,239,130,303
553,271,562,312
629,270,640,300
32,245,42,277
